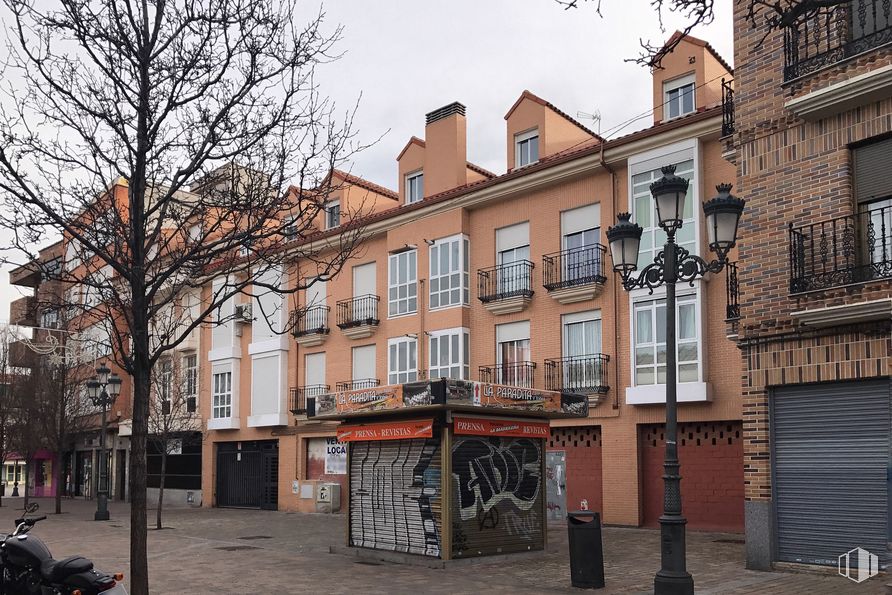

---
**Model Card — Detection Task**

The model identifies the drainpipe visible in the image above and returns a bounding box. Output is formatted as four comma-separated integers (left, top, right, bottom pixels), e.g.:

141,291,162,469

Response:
419,278,426,379
599,142,621,411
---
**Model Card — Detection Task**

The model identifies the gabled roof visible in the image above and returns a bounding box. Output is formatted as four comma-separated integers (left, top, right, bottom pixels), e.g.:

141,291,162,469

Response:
504,90,604,142
396,136,425,162
330,169,398,201
467,162,496,179
664,30,734,75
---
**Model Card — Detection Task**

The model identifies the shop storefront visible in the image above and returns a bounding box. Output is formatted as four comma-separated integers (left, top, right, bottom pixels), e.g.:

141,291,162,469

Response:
308,378,587,560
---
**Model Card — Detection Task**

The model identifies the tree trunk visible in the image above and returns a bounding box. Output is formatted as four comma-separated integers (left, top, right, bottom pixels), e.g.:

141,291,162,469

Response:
156,446,167,530
54,448,63,514
129,357,150,594
22,460,30,510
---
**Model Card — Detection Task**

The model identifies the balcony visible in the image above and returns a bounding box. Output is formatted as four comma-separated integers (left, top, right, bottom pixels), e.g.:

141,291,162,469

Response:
789,204,892,294
721,78,734,137
725,261,740,321
478,362,536,388
336,378,381,391
542,245,607,304
9,296,37,327
336,294,380,339
544,354,610,401
290,385,329,415
290,305,330,348
477,260,534,315
9,340,36,368
784,2,892,82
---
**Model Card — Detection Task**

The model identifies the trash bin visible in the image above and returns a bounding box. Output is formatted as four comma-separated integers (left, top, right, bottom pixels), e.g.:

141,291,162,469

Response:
567,510,605,589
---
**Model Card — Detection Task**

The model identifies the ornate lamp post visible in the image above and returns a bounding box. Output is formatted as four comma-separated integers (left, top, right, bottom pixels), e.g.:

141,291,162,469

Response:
85,362,122,521
606,166,744,595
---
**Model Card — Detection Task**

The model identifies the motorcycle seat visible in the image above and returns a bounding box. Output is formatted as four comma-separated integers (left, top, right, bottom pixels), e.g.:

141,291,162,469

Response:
40,555,94,582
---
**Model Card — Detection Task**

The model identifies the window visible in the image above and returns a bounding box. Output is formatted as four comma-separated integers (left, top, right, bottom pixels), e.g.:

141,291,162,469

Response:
854,137,892,269
406,171,423,204
563,311,602,357
159,359,172,414
281,216,297,241
632,159,695,268
429,328,470,380
564,226,600,283
634,294,699,386
430,235,469,309
325,200,340,229
41,309,58,329
388,337,417,384
388,249,417,316
183,354,197,413
664,74,695,120
212,371,232,418
515,129,539,168
496,321,532,387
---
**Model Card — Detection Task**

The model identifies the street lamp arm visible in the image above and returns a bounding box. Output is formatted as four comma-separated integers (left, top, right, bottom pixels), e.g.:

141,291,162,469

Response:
620,246,729,293
675,247,728,285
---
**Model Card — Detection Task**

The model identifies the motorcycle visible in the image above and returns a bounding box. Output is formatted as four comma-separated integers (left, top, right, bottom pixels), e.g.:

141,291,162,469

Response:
0,504,128,595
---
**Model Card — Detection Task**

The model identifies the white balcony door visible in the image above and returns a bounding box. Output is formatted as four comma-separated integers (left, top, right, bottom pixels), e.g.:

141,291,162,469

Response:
352,263,377,322
305,277,327,328
305,352,326,391
352,344,376,383
562,311,602,389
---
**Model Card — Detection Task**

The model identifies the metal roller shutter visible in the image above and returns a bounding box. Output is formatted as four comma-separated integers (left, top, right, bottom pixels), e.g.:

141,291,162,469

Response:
349,435,442,557
451,436,545,558
773,380,890,566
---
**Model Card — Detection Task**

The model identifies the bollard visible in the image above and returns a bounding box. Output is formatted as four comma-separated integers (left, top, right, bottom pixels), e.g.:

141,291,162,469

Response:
567,510,605,589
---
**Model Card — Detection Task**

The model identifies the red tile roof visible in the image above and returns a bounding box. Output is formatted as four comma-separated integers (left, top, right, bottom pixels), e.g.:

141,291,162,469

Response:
504,90,605,142
664,30,734,76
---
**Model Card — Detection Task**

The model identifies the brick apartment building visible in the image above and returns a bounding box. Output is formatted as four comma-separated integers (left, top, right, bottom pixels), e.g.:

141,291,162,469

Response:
726,0,892,570
201,34,747,534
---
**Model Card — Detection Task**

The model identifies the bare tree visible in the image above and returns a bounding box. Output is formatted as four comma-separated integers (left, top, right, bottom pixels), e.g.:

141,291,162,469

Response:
0,325,25,508
0,2,367,591
148,352,202,530
557,0,849,67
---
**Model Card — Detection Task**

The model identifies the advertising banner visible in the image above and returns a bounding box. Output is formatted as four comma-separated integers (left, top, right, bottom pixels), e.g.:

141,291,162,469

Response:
336,418,434,442
323,437,347,474
453,417,550,438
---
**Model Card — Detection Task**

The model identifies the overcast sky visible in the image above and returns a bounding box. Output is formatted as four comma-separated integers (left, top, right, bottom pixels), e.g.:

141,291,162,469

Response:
0,0,733,320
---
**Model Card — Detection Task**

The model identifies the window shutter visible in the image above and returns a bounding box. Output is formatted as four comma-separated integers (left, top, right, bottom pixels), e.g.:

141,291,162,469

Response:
855,137,892,204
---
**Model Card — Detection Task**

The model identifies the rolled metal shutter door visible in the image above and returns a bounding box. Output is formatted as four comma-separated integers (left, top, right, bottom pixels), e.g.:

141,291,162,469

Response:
349,436,442,557
773,379,890,566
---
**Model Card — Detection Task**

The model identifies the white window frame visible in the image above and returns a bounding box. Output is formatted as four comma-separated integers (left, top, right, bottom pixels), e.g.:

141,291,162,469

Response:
388,249,417,317
631,291,702,387
183,353,198,412
515,128,539,168
429,234,469,310
41,309,58,329
324,199,340,229
405,171,424,204
428,327,470,380
663,73,696,120
387,336,417,385
562,310,602,357
212,370,232,419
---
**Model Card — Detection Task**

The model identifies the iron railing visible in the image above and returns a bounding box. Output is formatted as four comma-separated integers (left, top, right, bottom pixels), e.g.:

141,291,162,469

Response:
721,78,735,137
784,1,892,81
789,204,892,293
544,354,610,395
336,294,380,328
478,260,534,303
290,385,329,414
290,305,330,338
336,378,381,391
542,245,606,291
478,361,536,388
725,261,740,321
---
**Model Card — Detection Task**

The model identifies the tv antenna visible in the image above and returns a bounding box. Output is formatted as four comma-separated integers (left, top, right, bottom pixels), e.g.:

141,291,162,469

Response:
577,110,602,135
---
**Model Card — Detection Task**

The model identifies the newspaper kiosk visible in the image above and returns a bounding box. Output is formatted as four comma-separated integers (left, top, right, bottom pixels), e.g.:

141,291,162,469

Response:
307,378,588,560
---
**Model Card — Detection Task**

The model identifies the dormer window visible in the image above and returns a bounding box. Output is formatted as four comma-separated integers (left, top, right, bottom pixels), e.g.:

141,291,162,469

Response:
664,74,696,120
515,129,539,168
325,199,340,229
406,171,423,204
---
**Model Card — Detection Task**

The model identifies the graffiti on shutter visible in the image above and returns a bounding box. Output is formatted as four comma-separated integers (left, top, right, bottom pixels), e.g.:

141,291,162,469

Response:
451,436,544,557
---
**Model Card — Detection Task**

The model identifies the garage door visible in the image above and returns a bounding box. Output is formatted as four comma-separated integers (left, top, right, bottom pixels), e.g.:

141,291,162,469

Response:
216,441,278,510
641,421,744,532
546,426,602,519
773,380,890,566
349,436,442,557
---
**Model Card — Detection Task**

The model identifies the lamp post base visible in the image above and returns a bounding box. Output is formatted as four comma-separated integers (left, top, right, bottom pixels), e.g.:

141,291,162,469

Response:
94,509,110,521
654,571,694,595
94,493,110,521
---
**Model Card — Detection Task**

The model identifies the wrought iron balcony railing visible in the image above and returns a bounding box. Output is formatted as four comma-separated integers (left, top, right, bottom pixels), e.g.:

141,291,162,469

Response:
789,203,892,293
542,245,606,291
544,354,610,395
784,1,892,81
290,305,330,338
725,261,740,321
478,361,536,388
721,78,734,137
290,385,329,414
336,294,380,328
336,378,381,391
478,260,534,303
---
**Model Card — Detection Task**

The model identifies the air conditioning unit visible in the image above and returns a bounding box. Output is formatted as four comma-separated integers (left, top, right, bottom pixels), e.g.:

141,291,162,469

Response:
234,303,253,323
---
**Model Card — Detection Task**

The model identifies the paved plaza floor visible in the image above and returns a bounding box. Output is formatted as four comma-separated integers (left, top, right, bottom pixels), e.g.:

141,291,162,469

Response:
0,497,884,594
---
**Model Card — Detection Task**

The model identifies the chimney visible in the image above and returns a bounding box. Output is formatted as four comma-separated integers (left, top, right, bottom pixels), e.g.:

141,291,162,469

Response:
423,102,468,196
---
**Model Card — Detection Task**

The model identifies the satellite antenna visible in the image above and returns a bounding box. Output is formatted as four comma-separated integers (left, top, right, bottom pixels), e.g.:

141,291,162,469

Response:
577,110,602,136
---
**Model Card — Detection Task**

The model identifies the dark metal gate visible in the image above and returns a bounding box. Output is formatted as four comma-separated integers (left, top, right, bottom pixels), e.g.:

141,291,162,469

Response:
773,380,890,566
349,435,442,557
216,440,278,510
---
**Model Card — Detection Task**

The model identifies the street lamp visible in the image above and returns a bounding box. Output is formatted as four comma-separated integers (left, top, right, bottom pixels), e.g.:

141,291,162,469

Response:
85,362,122,521
607,166,744,595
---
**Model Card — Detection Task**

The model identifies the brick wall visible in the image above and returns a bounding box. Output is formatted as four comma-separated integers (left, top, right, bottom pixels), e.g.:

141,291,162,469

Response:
547,426,603,515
